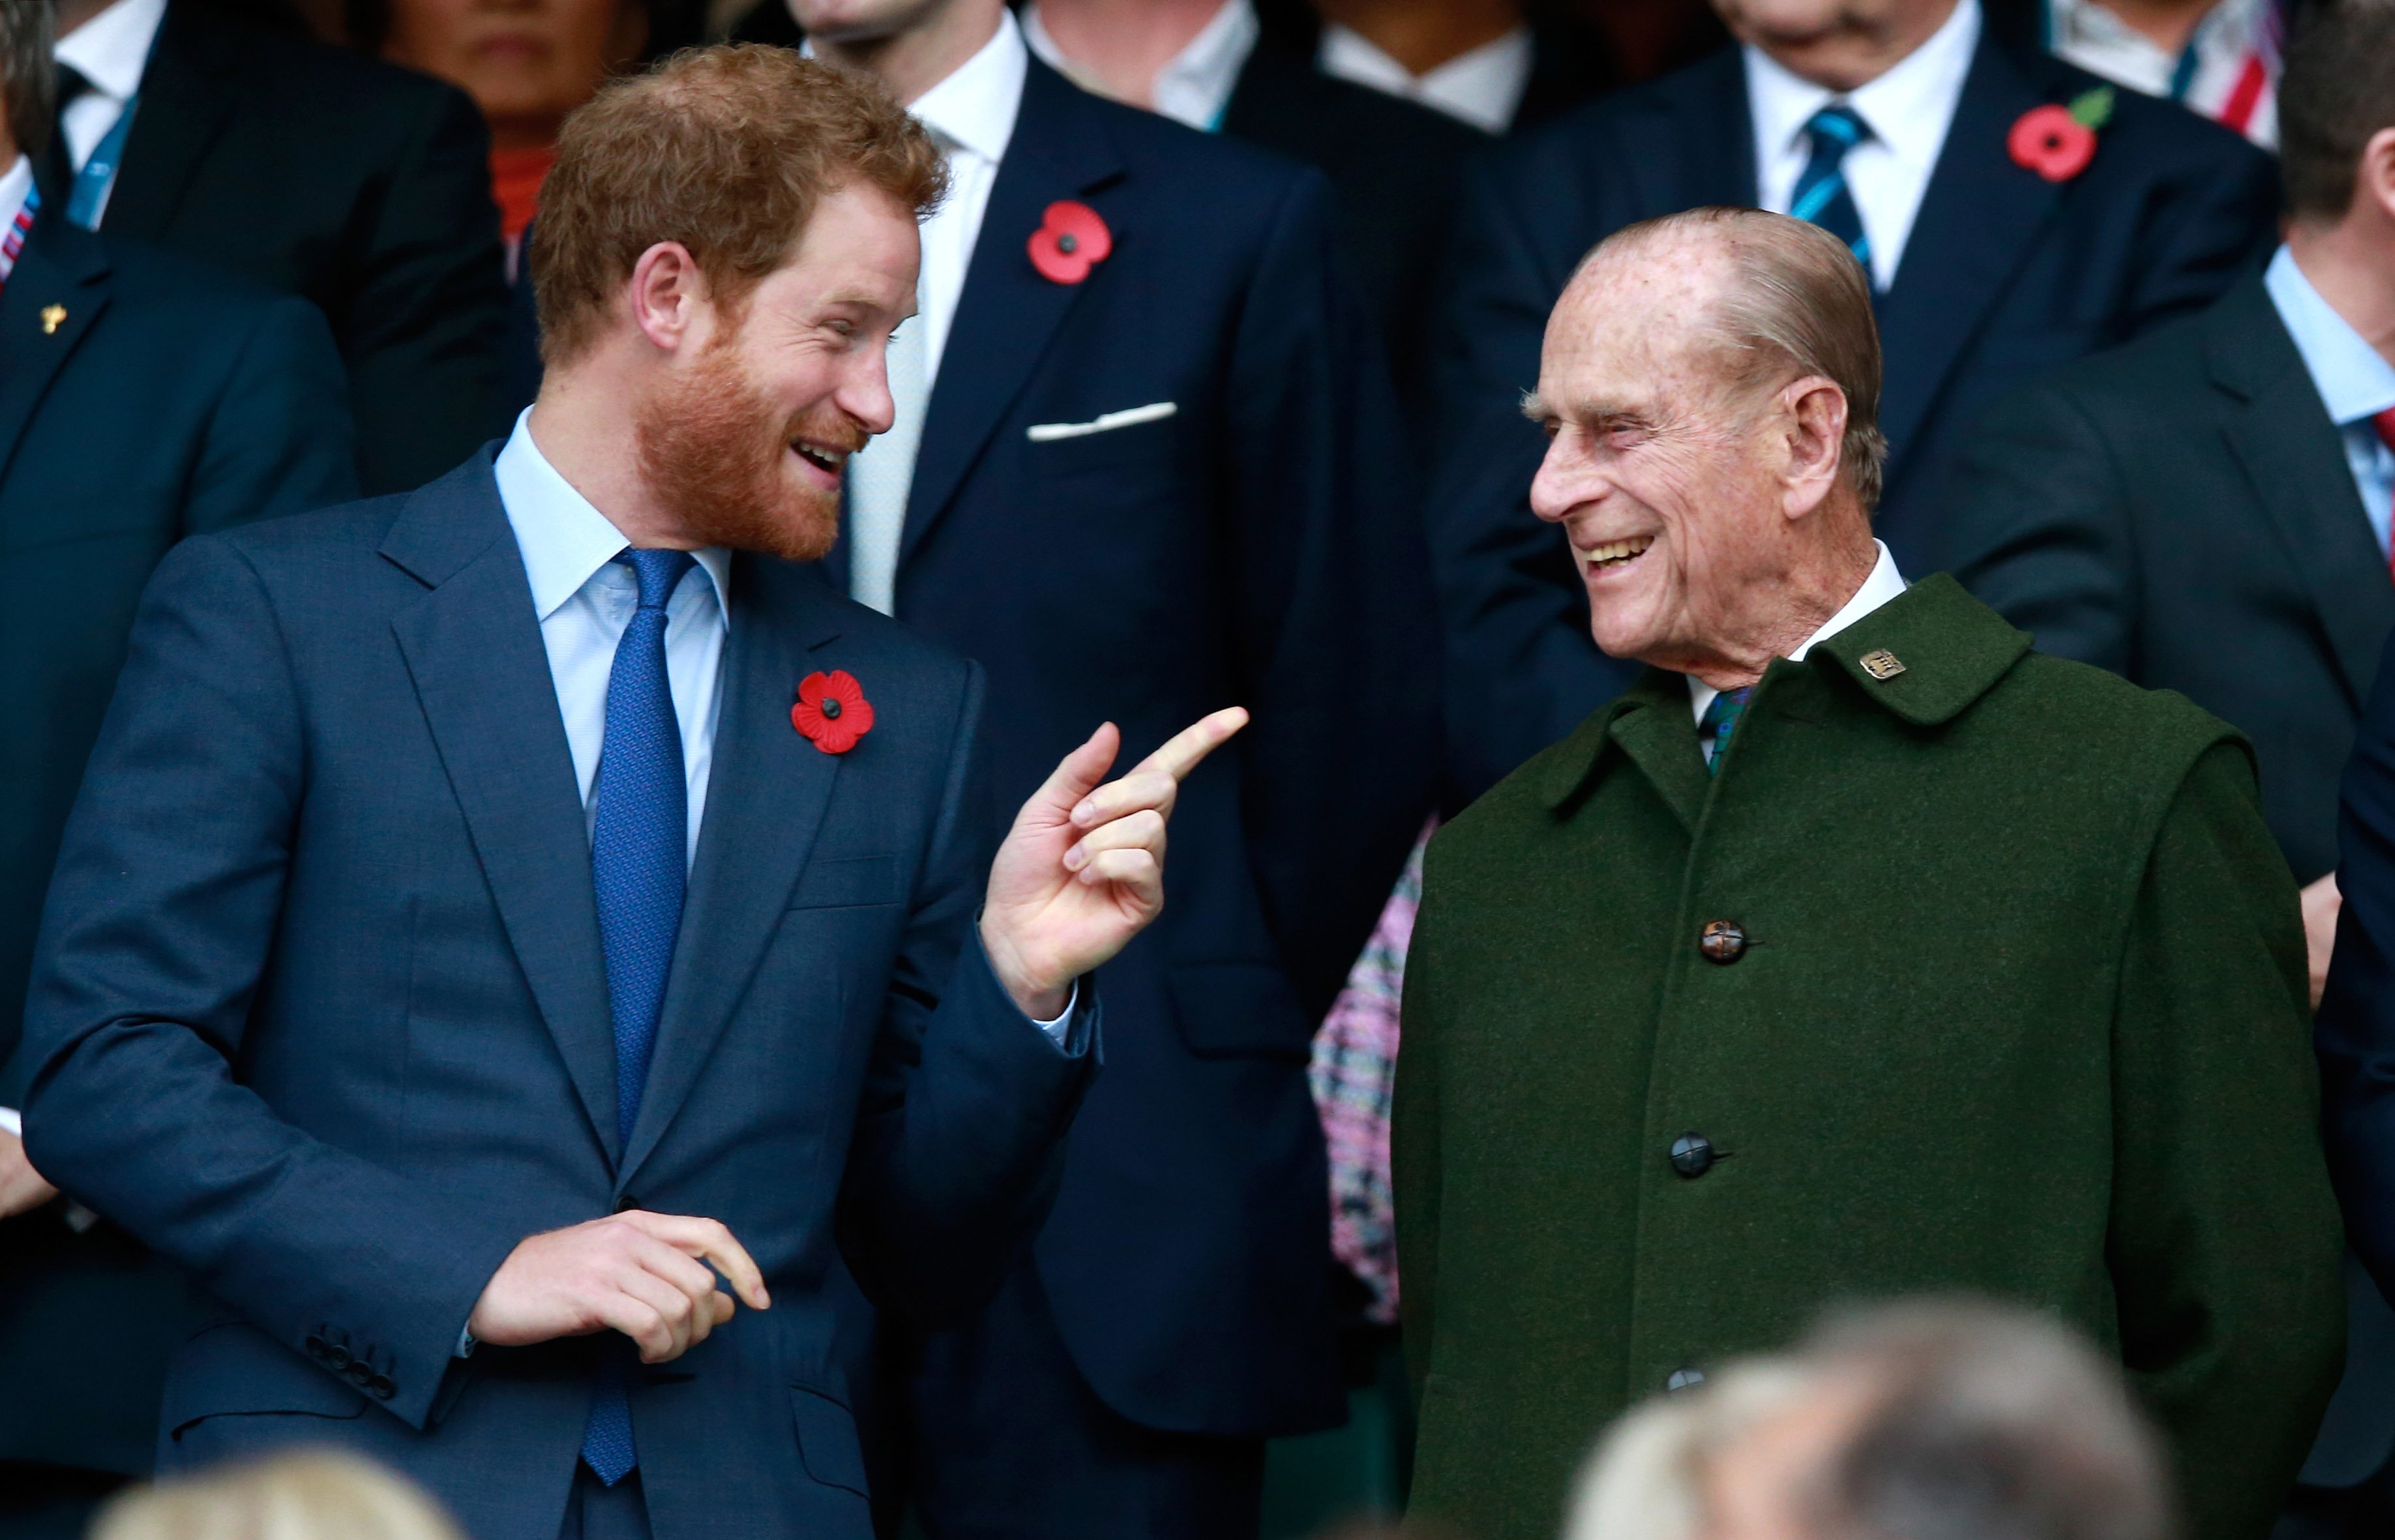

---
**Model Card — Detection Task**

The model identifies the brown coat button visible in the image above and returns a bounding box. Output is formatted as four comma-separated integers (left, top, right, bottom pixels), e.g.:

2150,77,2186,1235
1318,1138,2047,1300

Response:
1699,921,1747,964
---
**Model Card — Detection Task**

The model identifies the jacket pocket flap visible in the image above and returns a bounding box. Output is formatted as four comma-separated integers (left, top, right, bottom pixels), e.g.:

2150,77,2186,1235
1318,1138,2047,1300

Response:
1167,961,1314,1062
790,1385,870,1496
160,1321,368,1439
787,855,905,911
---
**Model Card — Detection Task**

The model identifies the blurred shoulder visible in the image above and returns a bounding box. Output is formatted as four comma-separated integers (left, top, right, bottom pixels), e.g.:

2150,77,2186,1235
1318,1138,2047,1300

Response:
175,4,486,138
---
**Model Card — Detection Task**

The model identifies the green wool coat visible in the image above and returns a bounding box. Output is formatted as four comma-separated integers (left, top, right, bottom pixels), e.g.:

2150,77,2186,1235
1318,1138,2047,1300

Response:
1395,575,2346,1540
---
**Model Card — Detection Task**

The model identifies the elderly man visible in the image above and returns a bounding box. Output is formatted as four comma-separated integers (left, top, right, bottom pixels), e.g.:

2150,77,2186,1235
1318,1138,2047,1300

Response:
1391,207,2345,1540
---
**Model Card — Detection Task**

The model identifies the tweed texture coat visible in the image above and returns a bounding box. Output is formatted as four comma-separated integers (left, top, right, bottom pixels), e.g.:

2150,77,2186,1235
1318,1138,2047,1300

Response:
1395,576,2345,1540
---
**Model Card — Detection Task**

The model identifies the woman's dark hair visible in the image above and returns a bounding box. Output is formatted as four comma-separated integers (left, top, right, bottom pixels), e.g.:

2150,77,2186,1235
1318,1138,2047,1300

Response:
1,0,55,160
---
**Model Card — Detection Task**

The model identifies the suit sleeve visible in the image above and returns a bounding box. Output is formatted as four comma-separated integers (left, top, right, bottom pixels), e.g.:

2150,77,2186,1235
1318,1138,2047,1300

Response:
185,295,361,533
1937,379,2137,674
2319,632,2395,1307
18,537,525,1432
1221,168,1442,1016
2109,739,2345,1540
341,83,512,495
2117,131,2278,340
837,660,1099,1327
1422,160,1641,803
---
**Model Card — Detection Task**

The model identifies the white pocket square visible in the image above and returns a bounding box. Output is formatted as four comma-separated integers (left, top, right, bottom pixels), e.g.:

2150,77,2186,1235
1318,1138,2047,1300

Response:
1026,402,1178,442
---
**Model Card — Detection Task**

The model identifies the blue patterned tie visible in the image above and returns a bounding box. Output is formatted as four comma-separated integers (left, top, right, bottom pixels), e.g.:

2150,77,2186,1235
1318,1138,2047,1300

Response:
580,548,695,1487
1701,686,1753,776
1791,105,1874,280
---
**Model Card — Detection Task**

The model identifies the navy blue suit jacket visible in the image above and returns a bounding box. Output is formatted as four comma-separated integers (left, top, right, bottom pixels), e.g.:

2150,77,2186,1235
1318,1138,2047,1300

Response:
1425,37,2279,799
0,211,355,1481
818,61,1440,1437
18,456,1097,1540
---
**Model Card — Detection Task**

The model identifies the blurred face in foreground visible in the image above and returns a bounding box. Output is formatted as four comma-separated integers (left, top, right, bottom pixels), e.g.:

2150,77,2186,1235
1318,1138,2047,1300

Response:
631,182,919,561
1710,0,1958,91
383,0,647,149
1526,233,1854,685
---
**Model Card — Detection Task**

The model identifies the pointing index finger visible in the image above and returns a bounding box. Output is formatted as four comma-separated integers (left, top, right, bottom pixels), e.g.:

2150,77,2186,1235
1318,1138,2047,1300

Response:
1133,707,1249,784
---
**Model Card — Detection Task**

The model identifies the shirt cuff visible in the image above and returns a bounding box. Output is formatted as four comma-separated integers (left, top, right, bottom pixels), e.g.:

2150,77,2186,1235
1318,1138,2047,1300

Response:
1032,981,1078,1045
454,1324,477,1358
0,1106,20,1139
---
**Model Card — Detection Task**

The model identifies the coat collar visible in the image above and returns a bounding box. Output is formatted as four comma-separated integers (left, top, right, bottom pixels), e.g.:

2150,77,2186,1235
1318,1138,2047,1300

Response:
1540,574,2031,814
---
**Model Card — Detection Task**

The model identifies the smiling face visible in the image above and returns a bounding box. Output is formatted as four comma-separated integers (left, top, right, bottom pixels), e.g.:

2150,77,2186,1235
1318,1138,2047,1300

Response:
1712,0,1956,91
383,0,646,149
634,181,919,563
1527,241,1816,678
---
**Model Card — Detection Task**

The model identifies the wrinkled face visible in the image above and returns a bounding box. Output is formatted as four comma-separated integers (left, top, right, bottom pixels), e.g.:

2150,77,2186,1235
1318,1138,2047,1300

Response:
636,182,919,562
784,0,954,45
382,0,644,134
1527,246,1795,673
1712,0,1956,90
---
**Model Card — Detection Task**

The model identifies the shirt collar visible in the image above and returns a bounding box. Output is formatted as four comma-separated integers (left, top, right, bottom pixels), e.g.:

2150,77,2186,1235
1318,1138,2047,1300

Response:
1022,1,1257,133
55,0,167,103
1745,0,1980,171
0,156,32,226
2265,245,2395,427
1689,540,1909,721
1317,21,1532,134
493,409,731,623
906,8,1028,164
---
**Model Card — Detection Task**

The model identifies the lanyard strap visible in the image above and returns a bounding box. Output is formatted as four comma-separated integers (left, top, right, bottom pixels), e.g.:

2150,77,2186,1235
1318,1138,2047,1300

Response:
67,95,138,230
0,185,38,296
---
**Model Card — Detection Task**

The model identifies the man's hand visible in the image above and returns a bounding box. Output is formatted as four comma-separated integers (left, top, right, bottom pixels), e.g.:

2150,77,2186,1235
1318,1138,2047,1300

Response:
467,1211,771,1364
2302,872,2343,1011
0,1127,59,1220
980,708,1250,1019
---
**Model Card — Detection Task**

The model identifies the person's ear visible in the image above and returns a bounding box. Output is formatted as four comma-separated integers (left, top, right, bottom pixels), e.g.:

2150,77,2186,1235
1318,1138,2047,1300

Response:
627,242,711,355
1780,376,1848,520
2360,126,2395,226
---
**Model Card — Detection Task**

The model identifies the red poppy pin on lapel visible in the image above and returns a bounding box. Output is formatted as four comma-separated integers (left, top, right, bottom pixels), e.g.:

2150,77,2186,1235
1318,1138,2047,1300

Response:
1029,201,1112,285
2009,86,2113,183
792,670,874,755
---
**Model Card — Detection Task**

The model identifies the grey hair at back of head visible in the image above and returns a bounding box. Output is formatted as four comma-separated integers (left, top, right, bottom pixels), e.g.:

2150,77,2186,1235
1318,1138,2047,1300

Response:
0,0,54,162
1575,207,1891,511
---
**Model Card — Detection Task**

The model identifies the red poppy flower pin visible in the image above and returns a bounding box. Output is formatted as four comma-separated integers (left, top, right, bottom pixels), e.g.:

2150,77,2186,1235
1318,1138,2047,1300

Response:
2009,86,2114,183
792,670,874,755
1028,201,1113,285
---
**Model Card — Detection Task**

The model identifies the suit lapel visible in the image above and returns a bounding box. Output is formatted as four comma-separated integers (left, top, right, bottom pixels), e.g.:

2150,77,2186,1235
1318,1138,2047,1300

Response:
2210,279,2395,708
1627,50,1755,215
0,218,112,486
1873,38,2061,463
618,560,846,1187
100,0,239,241
897,61,1127,573
383,464,623,1163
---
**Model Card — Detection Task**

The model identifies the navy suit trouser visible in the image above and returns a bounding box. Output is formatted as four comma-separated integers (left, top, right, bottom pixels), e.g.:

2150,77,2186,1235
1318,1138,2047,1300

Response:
910,1260,1265,1540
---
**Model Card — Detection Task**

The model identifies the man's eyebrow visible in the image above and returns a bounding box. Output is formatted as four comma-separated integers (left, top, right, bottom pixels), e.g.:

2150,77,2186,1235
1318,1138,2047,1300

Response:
1520,390,1552,423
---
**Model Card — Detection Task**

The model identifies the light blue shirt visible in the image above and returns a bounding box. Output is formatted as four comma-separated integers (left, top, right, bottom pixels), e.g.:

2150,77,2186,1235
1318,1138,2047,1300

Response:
2265,246,2395,556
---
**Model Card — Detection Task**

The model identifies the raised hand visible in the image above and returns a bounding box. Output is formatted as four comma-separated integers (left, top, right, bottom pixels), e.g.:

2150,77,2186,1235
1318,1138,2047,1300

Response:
979,708,1250,1019
467,1211,772,1363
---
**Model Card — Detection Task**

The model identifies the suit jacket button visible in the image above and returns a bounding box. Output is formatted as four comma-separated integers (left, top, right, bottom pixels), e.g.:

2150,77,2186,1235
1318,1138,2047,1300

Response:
305,1335,329,1359
1669,1133,1716,1177
1667,1367,1706,1393
342,1361,373,1386
368,1374,396,1399
1699,921,1747,964
323,1344,353,1370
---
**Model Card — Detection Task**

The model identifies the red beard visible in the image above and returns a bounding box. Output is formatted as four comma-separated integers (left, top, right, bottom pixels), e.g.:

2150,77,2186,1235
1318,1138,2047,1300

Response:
634,343,865,565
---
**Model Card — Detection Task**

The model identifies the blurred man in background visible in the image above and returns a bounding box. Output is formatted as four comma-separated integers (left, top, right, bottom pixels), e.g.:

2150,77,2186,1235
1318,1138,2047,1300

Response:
0,3,357,1534
38,0,511,493
1944,7,2395,1519
1425,0,2278,801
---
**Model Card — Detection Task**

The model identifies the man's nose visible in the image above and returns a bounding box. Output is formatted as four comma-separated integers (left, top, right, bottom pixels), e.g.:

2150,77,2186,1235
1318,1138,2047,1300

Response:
846,350,898,439
1528,438,1591,526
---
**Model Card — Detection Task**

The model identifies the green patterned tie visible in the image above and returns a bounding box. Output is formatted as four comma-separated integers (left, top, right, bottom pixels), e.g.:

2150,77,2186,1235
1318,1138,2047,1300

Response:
1701,686,1753,776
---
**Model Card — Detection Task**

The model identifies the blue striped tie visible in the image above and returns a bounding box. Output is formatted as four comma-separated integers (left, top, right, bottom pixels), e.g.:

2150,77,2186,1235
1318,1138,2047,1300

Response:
1791,105,1874,280
580,548,696,1487
1701,686,1753,776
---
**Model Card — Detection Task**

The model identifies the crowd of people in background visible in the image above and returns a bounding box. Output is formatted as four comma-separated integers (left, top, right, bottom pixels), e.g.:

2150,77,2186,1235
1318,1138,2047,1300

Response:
1,0,2394,1535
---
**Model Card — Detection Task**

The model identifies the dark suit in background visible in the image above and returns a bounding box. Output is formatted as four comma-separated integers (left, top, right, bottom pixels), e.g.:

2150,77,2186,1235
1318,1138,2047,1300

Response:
1939,271,2395,1523
46,0,511,494
803,59,1437,1536
1425,32,2278,800
0,209,356,1540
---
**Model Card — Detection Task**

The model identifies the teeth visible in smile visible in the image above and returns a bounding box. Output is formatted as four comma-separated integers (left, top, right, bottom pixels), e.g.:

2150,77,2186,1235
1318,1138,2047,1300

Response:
793,442,844,474
1583,536,1654,567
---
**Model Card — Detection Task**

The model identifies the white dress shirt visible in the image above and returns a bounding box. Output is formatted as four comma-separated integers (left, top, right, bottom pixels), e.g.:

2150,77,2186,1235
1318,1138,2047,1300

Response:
53,0,165,228
1746,0,1980,291
2048,0,2279,148
1689,540,1910,731
2265,246,2395,558
0,155,32,233
1024,0,1260,133
1318,20,1532,135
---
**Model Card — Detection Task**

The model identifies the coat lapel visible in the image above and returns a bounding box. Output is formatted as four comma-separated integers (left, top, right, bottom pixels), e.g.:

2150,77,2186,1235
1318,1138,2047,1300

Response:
0,218,112,486
618,560,848,1187
383,462,623,1163
1873,38,2061,464
1626,49,1755,216
2209,279,2395,708
896,61,1127,573
100,0,239,241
